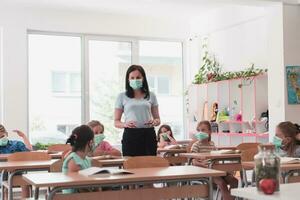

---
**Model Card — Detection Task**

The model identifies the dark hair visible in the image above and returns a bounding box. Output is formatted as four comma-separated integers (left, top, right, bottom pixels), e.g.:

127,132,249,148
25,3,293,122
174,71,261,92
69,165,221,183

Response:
277,121,300,156
66,125,94,152
196,120,212,141
125,65,150,99
157,125,175,142
87,120,104,133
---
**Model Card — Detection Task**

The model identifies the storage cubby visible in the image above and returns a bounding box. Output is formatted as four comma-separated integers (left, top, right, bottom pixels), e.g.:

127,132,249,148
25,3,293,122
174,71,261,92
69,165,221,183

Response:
187,74,269,146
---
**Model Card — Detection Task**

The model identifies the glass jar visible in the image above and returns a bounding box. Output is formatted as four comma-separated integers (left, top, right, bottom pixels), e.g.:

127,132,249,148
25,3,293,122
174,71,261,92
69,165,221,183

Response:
254,144,280,191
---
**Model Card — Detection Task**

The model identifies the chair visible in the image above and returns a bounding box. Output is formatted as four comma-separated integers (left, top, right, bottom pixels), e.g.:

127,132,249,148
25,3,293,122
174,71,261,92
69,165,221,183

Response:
123,156,169,169
236,143,260,152
48,144,71,152
1,152,51,200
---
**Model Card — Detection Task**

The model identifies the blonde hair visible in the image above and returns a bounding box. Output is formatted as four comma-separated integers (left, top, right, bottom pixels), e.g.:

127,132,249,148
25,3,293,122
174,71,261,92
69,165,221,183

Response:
87,120,104,133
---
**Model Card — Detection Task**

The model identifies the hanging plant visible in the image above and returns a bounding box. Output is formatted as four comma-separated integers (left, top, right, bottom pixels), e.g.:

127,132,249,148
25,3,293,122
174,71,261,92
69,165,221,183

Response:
193,38,267,84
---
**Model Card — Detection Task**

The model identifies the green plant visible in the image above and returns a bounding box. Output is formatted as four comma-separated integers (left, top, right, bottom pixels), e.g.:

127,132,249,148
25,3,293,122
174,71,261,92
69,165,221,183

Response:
193,38,267,84
34,142,53,150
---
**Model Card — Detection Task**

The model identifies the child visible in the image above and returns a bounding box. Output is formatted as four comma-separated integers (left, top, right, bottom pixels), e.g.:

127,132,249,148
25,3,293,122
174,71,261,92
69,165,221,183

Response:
274,121,300,157
157,124,177,148
0,124,33,198
62,125,94,193
87,120,121,156
0,124,32,153
191,121,238,200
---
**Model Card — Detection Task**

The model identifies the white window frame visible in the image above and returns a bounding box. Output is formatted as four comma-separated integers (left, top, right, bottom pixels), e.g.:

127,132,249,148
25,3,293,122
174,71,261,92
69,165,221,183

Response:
27,30,188,140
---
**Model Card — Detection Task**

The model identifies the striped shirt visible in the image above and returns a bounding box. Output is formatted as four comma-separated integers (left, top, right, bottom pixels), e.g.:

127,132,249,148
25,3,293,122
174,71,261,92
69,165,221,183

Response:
191,141,216,153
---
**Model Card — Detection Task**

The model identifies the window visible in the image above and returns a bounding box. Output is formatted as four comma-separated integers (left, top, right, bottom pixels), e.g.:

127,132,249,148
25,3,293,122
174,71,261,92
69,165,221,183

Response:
148,75,170,95
51,71,81,95
28,34,82,145
89,40,132,144
139,40,183,139
28,33,184,144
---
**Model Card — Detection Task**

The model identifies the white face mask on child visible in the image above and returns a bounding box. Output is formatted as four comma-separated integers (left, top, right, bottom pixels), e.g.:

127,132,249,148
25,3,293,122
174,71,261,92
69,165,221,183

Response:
0,136,8,146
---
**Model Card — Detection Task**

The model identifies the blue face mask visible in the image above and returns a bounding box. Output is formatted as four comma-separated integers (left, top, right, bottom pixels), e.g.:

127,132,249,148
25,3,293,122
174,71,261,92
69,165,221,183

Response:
129,79,143,90
194,132,209,141
0,136,9,146
94,134,105,147
273,136,283,148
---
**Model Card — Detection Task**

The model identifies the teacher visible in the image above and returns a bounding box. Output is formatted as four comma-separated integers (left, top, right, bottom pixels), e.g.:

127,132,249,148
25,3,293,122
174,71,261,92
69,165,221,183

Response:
114,65,161,156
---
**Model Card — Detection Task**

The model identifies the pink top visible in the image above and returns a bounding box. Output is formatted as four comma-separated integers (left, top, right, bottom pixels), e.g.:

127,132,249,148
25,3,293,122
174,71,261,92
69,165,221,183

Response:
95,141,113,152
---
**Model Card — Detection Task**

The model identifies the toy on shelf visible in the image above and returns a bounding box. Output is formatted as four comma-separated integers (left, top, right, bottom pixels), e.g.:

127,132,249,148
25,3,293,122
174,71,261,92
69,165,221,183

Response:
210,102,218,122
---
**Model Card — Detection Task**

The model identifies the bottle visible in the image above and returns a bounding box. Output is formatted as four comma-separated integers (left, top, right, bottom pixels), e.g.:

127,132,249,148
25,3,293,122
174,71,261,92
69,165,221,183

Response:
254,144,280,191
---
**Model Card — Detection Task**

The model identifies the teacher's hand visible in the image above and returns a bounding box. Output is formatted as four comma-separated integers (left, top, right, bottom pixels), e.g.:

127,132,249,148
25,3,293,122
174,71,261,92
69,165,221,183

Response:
124,121,137,128
145,119,160,127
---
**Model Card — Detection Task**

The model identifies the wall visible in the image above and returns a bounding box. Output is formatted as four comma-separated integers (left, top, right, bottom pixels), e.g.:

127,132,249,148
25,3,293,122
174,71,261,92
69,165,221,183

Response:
283,4,300,124
0,4,190,137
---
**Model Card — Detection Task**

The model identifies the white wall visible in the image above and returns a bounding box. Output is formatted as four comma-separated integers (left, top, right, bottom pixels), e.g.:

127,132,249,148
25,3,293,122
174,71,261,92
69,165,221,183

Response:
283,4,300,124
0,4,190,136
189,5,268,72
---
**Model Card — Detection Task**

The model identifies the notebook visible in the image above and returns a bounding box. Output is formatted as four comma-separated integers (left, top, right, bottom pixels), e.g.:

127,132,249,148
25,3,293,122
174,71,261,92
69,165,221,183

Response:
280,157,300,164
79,167,133,176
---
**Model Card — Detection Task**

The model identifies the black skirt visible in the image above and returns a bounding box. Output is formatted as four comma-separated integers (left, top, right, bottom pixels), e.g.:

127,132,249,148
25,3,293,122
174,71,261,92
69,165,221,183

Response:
122,128,157,156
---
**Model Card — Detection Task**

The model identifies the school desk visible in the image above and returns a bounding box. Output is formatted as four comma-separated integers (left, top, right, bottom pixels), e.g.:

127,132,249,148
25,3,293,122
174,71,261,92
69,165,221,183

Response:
179,152,242,179
0,151,63,161
242,161,300,185
216,146,237,150
23,165,226,200
231,183,300,200
0,159,58,200
94,158,128,167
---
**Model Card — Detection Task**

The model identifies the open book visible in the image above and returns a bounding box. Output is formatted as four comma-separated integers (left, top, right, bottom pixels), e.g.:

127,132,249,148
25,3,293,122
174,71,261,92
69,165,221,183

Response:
280,157,300,164
79,167,133,176
210,149,241,154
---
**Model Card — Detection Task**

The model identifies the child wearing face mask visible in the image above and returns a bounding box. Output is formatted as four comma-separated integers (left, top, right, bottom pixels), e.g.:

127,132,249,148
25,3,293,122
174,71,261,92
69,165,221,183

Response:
157,125,177,148
273,121,300,157
62,125,95,193
191,121,238,200
87,120,121,156
0,124,32,153
0,125,33,198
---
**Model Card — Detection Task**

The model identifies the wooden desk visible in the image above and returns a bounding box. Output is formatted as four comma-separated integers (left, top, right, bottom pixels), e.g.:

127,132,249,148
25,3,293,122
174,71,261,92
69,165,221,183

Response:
216,146,237,150
0,159,58,200
157,148,187,154
180,152,241,160
0,152,63,161
231,183,300,200
23,165,226,200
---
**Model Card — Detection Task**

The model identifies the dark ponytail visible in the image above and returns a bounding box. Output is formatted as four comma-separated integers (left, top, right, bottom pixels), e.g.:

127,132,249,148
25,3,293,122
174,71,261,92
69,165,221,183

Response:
66,125,94,152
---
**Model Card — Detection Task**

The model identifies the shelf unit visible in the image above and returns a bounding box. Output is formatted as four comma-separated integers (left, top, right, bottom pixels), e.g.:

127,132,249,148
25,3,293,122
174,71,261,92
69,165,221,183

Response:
186,74,269,146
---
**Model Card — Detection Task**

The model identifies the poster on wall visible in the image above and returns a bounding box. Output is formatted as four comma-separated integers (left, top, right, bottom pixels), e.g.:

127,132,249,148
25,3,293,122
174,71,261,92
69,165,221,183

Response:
286,66,300,104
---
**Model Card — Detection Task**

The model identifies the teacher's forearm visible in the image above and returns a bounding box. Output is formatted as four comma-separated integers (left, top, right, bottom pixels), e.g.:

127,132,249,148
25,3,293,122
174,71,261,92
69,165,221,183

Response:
114,120,125,129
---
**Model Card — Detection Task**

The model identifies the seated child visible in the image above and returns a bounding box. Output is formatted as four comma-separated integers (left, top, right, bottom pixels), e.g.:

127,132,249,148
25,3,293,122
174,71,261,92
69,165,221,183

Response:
62,125,94,193
274,121,300,157
191,121,238,200
157,124,177,148
0,124,33,198
0,124,32,153
87,120,121,156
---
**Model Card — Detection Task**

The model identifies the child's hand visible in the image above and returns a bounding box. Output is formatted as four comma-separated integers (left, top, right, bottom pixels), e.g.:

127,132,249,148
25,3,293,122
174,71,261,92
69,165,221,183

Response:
13,130,26,138
166,131,171,136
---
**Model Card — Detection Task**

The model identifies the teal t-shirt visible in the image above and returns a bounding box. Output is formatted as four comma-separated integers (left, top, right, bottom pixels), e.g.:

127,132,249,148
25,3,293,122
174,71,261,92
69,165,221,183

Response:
62,152,92,193
115,92,158,128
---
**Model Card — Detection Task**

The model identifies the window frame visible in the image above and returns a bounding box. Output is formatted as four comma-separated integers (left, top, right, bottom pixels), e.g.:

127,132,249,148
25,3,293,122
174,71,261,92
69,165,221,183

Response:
27,30,188,142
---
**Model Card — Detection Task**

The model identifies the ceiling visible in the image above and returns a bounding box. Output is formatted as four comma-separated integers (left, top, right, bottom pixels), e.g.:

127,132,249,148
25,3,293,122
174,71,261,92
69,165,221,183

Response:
0,0,285,19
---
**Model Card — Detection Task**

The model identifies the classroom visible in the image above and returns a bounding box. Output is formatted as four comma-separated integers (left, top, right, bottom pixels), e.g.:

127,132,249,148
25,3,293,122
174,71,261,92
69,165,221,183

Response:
0,0,300,199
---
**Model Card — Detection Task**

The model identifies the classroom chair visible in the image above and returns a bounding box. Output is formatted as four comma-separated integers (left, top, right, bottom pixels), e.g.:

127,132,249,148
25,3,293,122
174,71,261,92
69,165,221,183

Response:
1,152,51,200
123,156,169,169
47,144,71,153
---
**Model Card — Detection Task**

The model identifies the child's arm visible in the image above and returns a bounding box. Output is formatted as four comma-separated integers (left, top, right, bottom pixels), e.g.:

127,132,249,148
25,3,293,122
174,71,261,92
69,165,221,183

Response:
93,141,121,156
68,159,81,172
166,133,177,145
13,130,33,150
106,148,121,156
157,135,168,148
